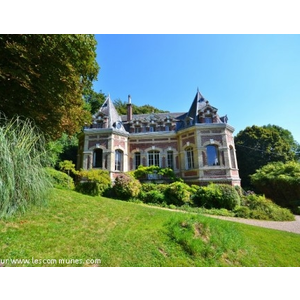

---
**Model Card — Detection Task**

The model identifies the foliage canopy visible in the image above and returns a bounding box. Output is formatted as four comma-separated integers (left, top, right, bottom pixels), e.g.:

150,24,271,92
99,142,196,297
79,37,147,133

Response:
113,99,169,115
251,161,300,212
235,125,297,188
0,34,99,139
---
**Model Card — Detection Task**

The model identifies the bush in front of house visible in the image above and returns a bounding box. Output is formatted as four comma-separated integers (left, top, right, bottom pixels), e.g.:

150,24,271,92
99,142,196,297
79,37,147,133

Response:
131,165,178,182
45,167,75,190
113,173,141,200
141,189,166,204
75,169,111,196
164,182,192,206
139,183,167,204
234,194,295,221
251,161,300,213
193,183,240,210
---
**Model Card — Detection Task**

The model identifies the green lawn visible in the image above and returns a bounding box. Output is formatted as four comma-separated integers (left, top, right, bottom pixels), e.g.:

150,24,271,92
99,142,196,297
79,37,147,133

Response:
1,188,300,267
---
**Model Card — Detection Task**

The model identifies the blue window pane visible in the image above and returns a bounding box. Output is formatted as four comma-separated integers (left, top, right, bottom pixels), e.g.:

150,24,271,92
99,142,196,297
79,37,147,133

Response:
206,145,219,166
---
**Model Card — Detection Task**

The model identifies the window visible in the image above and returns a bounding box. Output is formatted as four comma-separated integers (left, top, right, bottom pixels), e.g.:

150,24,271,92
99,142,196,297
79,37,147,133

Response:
135,152,141,169
205,116,213,123
185,147,194,169
93,149,103,168
134,127,140,133
165,125,170,131
150,126,155,132
230,146,236,168
167,151,174,169
148,150,160,167
115,149,123,171
206,145,219,166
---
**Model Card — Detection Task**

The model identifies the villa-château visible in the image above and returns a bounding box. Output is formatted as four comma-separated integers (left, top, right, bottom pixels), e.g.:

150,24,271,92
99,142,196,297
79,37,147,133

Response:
77,89,240,186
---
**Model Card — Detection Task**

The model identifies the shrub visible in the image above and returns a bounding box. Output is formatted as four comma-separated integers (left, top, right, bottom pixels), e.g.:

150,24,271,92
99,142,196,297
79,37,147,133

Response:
45,168,75,190
75,169,111,196
59,160,78,178
219,184,241,209
251,161,300,212
236,194,294,221
233,206,251,218
132,165,178,182
139,184,166,204
75,181,107,197
193,184,240,210
165,182,192,206
0,116,52,218
140,183,157,193
113,173,141,200
189,184,200,195
143,190,165,204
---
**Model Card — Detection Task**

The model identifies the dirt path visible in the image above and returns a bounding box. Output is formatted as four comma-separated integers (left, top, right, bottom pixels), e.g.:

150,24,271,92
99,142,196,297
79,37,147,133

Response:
205,214,300,234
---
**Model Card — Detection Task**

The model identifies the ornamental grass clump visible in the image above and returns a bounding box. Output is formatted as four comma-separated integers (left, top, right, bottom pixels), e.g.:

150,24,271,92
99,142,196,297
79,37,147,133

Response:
0,116,52,218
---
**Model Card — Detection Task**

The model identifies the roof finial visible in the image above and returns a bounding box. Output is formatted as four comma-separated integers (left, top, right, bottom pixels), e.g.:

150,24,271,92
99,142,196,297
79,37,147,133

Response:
197,87,199,93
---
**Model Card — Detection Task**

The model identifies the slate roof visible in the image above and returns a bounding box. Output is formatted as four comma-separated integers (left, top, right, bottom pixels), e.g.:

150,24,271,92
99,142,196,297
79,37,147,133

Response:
121,112,186,132
90,90,228,133
92,96,127,132
186,89,207,123
120,112,186,123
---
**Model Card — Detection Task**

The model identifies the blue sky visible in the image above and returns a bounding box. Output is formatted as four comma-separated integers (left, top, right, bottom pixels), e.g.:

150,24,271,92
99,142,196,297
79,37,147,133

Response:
93,34,300,142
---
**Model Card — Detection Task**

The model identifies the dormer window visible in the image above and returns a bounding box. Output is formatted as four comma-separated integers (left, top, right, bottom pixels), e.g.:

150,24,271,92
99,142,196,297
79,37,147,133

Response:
113,121,122,130
185,117,193,127
205,116,213,123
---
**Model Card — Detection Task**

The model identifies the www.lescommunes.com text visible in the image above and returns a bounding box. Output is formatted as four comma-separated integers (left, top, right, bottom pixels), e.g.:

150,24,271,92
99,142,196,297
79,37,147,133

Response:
0,258,101,265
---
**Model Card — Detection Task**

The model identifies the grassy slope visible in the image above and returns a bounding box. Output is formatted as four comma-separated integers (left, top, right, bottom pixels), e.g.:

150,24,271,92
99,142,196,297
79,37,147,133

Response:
0,189,300,267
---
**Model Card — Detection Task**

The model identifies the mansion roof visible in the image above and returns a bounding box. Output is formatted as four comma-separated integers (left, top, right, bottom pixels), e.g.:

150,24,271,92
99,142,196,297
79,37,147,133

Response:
89,89,229,133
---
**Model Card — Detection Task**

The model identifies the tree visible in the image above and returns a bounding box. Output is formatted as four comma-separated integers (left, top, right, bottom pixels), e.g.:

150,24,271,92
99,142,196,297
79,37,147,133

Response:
46,133,79,167
263,124,300,159
0,34,99,139
235,125,296,188
83,87,106,115
113,99,169,115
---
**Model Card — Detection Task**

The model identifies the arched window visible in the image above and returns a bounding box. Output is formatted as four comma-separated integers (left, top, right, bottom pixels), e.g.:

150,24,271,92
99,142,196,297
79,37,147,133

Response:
206,145,219,166
115,149,123,171
230,146,236,168
134,152,141,169
185,147,194,169
93,149,103,168
148,150,160,167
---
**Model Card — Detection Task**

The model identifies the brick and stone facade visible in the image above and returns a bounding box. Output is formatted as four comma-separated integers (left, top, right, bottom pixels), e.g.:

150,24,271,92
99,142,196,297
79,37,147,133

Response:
77,90,241,186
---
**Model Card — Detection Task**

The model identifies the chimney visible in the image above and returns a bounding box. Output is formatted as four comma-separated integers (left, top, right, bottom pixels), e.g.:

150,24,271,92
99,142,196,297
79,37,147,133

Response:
127,94,133,122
